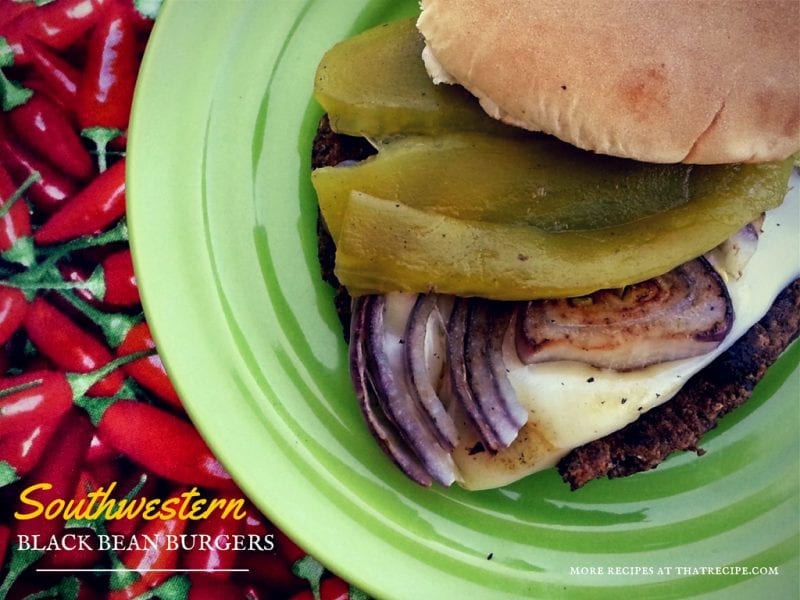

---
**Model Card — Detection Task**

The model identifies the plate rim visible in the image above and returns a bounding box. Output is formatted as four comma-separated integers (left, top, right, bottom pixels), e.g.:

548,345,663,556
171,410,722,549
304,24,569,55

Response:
127,1,800,598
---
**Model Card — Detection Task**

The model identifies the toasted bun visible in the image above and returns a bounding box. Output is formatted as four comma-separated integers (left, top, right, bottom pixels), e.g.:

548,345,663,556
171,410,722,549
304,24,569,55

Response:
417,0,800,164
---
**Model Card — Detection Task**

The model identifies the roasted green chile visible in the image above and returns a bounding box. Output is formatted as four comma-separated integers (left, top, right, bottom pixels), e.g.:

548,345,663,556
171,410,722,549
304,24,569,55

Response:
314,18,516,137
313,18,795,300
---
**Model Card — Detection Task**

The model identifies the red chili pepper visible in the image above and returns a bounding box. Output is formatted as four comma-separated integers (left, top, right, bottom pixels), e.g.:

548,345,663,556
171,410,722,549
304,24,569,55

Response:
0,285,27,345
0,370,72,436
59,262,100,305
4,577,102,600
276,528,307,565
55,293,182,409
109,509,189,600
102,248,139,306
117,322,181,408
13,409,94,541
0,162,33,263
0,124,78,214
241,503,270,537
0,524,9,567
0,424,60,478
6,93,94,181
104,470,158,538
0,347,9,374
238,551,304,592
85,432,118,463
181,501,245,578
110,131,127,151
32,471,106,570
25,39,80,113
34,158,125,245
0,1,33,30
23,296,124,397
36,528,103,570
58,249,139,308
187,577,249,600
320,576,350,600
77,1,138,130
119,0,156,35
2,0,108,64
242,584,268,600
73,469,101,502
76,577,105,600
20,353,55,373
236,508,307,591
98,400,235,490
84,454,121,493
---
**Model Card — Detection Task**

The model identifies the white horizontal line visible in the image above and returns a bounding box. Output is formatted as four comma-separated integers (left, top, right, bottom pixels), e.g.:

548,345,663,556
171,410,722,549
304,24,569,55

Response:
35,568,250,573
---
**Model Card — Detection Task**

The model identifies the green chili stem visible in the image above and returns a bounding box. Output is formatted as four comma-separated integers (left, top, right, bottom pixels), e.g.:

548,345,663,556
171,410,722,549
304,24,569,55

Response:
0,546,44,600
6,263,105,304
81,127,124,174
67,347,156,399
0,172,40,219
8,277,101,293
34,219,128,266
58,289,141,348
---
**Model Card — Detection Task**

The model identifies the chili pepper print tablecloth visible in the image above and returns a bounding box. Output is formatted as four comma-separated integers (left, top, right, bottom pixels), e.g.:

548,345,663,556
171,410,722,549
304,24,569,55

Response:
0,1,362,598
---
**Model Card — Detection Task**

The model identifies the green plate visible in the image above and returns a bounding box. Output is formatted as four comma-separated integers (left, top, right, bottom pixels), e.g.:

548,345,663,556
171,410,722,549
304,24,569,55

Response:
127,1,799,597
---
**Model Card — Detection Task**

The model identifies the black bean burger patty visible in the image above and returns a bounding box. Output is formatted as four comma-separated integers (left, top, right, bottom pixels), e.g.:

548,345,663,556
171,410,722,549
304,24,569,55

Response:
313,116,376,341
311,116,800,489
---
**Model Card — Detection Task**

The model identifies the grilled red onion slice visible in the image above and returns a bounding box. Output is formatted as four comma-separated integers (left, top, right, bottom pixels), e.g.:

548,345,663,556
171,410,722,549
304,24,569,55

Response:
447,298,527,451
349,296,433,486
404,294,459,450
447,298,505,451
464,300,527,446
363,295,457,486
516,258,734,370
484,301,528,430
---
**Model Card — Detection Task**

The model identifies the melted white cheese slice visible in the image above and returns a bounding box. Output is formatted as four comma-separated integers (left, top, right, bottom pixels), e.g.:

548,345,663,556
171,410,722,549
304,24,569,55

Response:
452,174,800,490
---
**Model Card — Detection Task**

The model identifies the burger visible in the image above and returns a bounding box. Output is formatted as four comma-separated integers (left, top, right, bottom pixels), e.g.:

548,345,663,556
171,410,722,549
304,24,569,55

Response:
309,0,800,490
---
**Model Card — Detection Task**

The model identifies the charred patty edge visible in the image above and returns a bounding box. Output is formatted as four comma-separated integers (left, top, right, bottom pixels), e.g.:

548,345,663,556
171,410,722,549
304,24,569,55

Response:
558,279,800,488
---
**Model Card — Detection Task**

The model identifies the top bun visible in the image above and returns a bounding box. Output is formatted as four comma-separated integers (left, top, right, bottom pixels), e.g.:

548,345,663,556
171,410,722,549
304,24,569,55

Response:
417,0,800,164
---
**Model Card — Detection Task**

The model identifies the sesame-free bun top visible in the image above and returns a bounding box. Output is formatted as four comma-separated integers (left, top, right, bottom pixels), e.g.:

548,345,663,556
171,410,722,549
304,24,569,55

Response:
417,0,800,164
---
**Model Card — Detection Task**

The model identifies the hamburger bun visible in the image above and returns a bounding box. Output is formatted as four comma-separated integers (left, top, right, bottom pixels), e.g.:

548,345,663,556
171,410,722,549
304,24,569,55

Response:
417,0,800,164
